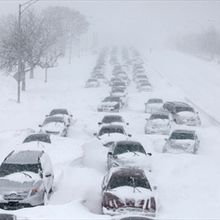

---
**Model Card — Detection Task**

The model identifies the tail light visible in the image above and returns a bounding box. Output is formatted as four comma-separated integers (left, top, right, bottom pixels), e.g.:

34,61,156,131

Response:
102,193,124,209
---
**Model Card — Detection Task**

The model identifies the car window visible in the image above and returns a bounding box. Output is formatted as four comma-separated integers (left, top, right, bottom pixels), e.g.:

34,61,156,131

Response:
170,132,195,140
23,134,51,144
99,127,125,136
114,143,146,155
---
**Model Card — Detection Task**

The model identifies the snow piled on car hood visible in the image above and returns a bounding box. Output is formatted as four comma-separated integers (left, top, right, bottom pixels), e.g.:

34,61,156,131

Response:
0,172,40,183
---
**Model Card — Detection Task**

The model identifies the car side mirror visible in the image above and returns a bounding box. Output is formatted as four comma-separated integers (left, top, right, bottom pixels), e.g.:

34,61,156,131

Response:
45,172,52,178
39,125,42,128
98,122,102,125
45,115,49,117
147,153,152,156
108,152,113,156
126,122,129,125
93,133,97,136
153,186,157,191
128,134,132,137
165,138,168,141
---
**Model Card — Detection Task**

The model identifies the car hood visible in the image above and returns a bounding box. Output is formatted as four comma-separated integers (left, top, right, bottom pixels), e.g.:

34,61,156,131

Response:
115,152,148,166
108,186,153,202
42,122,64,132
170,139,195,147
176,111,196,118
0,172,39,194
100,102,118,107
149,119,169,125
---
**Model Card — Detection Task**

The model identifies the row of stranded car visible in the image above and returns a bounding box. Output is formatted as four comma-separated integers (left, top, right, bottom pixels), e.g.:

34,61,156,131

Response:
92,49,158,219
144,98,201,153
0,108,74,213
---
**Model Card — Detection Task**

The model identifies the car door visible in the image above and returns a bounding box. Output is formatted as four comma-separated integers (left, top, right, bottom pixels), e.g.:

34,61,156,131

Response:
40,153,54,193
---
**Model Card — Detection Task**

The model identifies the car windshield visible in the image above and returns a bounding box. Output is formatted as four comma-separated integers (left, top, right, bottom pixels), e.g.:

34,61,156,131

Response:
50,109,68,116
43,117,64,125
175,106,194,113
170,132,194,140
88,79,97,82
99,126,125,136
0,215,15,220
108,172,150,189
102,116,123,123
114,142,146,155
112,88,124,93
0,163,40,177
150,114,169,120
104,97,120,102
23,134,51,143
148,99,163,104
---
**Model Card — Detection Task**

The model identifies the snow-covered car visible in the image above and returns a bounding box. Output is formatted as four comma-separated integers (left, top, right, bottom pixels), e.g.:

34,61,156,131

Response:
23,133,51,144
137,82,152,92
95,124,131,139
107,140,152,170
145,98,163,114
39,116,69,137
94,124,131,147
172,105,201,126
110,88,128,106
98,115,129,127
46,108,73,126
97,96,123,112
0,214,17,220
145,112,171,135
102,167,157,217
85,78,100,88
163,129,200,154
163,102,201,126
0,150,54,209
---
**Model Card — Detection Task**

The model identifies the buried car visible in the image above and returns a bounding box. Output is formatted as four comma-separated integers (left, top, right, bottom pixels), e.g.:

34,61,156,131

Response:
39,116,69,137
102,167,157,217
46,109,73,126
107,141,152,171
163,102,201,126
98,96,123,112
23,133,51,144
0,150,54,209
85,78,100,88
145,112,171,135
163,129,200,154
145,99,163,114
98,115,129,127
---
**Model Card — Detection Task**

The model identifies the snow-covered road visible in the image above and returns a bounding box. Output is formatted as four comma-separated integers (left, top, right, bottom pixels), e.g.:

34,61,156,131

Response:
0,50,220,219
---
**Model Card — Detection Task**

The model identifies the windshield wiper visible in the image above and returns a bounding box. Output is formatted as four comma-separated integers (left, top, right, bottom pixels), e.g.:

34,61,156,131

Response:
22,172,32,179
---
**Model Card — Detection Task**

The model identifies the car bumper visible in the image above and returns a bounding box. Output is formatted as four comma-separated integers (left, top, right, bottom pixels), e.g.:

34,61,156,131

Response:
0,191,44,210
103,207,156,217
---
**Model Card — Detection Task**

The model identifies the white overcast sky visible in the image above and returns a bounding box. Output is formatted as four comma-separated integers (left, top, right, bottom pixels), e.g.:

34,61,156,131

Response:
0,0,220,48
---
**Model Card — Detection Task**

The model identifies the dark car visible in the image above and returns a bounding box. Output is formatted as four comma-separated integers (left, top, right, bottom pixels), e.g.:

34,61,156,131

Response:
0,214,17,220
102,167,157,216
23,133,51,144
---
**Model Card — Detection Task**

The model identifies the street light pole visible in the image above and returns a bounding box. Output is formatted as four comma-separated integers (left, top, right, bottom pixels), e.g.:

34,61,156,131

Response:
16,0,39,103
17,4,22,103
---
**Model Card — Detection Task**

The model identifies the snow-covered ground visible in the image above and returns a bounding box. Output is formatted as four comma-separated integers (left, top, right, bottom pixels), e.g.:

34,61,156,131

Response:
0,50,220,219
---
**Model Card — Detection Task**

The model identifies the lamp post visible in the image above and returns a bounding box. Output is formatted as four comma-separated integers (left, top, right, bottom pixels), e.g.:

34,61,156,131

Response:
17,0,39,103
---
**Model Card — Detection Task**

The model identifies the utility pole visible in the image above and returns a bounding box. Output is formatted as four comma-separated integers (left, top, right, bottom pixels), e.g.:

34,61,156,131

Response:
17,4,22,103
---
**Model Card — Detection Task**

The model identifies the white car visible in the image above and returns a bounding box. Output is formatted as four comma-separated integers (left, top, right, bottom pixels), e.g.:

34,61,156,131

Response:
107,140,152,171
39,116,69,137
145,112,171,135
94,124,131,147
145,99,163,114
97,96,122,112
46,109,73,126
163,129,200,154
101,167,157,217
0,150,54,209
